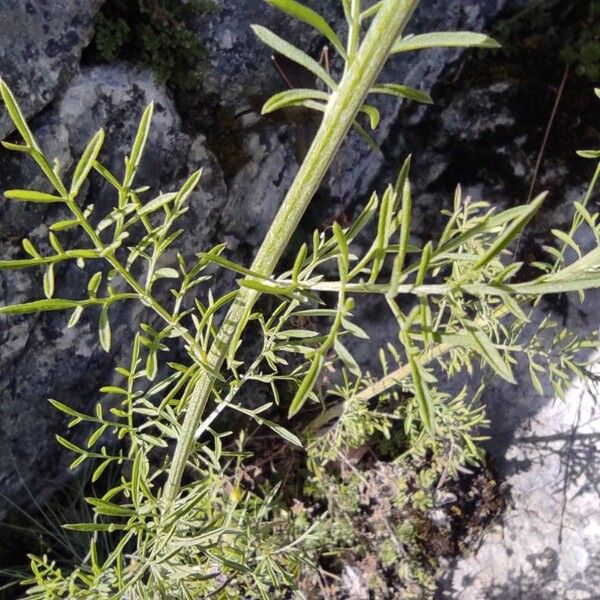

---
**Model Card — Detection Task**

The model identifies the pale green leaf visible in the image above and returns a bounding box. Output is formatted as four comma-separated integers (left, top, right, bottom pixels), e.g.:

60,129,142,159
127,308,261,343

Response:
467,329,516,384
71,130,105,195
266,0,347,58
0,298,80,315
0,79,37,148
262,88,330,115
99,304,111,352
472,193,545,270
124,103,154,188
288,354,323,418
393,31,500,54
371,83,433,104
4,189,63,203
43,264,55,299
251,25,337,90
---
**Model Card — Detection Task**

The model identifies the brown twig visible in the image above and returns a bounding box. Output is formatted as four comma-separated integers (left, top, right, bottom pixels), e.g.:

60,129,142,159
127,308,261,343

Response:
527,65,570,203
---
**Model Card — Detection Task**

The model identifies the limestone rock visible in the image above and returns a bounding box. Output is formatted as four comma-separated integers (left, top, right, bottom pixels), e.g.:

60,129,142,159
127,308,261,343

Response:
0,0,106,138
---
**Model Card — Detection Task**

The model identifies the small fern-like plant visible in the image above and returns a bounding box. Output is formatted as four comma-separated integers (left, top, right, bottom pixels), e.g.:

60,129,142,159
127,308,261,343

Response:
2,0,600,597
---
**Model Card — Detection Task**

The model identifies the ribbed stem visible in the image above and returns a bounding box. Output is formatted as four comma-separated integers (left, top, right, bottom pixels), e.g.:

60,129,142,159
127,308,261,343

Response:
162,0,421,508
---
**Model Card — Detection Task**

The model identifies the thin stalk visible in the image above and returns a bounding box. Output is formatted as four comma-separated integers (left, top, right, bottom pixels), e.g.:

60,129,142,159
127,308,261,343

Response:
162,0,421,508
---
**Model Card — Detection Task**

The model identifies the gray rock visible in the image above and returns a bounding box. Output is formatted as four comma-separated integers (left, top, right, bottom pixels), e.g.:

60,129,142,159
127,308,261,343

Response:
197,0,343,109
221,127,298,255
0,64,226,518
0,0,106,138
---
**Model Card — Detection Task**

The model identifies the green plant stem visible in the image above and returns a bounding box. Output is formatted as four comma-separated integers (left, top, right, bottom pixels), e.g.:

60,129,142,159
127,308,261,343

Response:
63,198,213,369
162,0,421,509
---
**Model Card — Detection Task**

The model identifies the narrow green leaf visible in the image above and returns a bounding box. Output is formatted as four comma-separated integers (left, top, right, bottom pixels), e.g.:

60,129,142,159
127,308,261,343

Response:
22,238,40,259
49,399,86,419
415,241,432,286
87,424,107,448
577,149,600,159
124,103,154,188
370,185,394,282
49,232,63,256
85,497,135,518
1,141,31,154
361,104,380,129
371,83,433,104
138,192,177,216
276,329,319,339
252,415,303,447
346,191,379,243
473,193,545,271
68,306,84,328
50,219,79,232
0,298,80,315
333,221,349,276
251,25,337,90
239,278,297,296
174,168,203,209
0,79,37,148
388,179,412,298
100,386,129,395
262,88,330,115
4,189,63,203
63,523,124,533
292,243,308,283
342,317,369,339
288,354,323,418
529,361,545,396
153,267,180,280
99,304,111,352
392,31,500,54
266,0,347,58
352,119,381,153
93,161,122,190
408,353,435,433
467,329,516,384
56,435,85,455
71,130,105,195
130,451,142,508
87,272,103,297
91,459,112,483
552,229,580,254
146,350,158,381
43,264,55,299
334,338,361,376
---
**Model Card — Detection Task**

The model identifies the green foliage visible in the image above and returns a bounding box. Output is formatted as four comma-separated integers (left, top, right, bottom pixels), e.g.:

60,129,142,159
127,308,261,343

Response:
560,0,600,80
490,0,600,81
2,0,600,597
92,0,216,90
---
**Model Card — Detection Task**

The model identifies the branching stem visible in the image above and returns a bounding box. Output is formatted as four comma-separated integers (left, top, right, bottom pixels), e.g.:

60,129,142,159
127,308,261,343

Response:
162,0,421,508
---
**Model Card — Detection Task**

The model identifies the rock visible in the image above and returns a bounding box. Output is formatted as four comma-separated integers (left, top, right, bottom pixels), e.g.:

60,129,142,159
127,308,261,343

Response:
220,127,298,256
196,0,343,109
0,0,106,139
0,64,226,519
